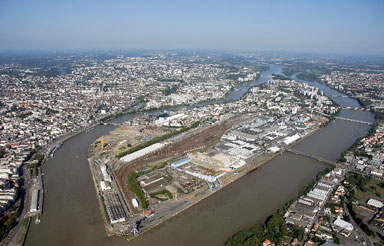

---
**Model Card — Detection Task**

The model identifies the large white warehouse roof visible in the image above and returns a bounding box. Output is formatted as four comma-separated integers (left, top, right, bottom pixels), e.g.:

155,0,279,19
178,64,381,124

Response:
120,143,165,163
282,134,300,145
334,218,353,231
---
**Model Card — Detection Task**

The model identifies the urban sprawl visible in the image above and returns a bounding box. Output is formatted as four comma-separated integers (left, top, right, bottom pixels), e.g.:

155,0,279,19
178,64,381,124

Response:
0,52,383,246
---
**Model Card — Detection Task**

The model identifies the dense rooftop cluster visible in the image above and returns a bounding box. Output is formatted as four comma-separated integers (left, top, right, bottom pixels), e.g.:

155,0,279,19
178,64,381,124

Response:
345,123,384,177
0,53,262,223
244,79,337,116
322,70,384,110
0,54,261,150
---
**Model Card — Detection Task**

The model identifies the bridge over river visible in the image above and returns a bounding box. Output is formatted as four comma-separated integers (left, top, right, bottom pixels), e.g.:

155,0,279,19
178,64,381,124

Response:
335,116,372,125
286,149,339,166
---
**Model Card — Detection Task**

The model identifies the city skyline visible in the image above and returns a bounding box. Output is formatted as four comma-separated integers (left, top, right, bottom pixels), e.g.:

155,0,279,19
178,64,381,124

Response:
0,0,383,55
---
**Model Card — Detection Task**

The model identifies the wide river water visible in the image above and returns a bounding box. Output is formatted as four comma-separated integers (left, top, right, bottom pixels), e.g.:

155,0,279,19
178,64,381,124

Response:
25,65,374,246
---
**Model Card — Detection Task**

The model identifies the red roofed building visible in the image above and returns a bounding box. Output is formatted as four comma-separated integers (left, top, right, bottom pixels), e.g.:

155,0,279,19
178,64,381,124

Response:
263,239,275,246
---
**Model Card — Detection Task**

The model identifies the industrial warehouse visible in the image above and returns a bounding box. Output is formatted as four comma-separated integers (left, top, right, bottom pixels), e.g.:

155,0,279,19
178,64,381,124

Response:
30,189,39,213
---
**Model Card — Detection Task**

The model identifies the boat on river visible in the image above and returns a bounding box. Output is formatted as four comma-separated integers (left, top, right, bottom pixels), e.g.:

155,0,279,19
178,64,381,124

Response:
50,142,63,157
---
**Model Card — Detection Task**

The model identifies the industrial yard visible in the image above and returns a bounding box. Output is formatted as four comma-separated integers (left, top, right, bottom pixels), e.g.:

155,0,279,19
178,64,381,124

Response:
87,107,325,238
84,76,339,239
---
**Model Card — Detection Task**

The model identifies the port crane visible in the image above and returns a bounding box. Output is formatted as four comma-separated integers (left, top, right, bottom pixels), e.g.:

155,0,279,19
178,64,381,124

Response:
100,139,104,150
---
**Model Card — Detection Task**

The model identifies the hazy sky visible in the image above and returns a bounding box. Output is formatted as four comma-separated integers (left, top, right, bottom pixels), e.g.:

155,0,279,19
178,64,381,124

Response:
0,0,383,55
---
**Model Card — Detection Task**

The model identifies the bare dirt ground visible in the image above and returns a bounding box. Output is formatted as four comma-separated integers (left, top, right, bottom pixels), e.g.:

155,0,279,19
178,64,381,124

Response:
100,123,172,156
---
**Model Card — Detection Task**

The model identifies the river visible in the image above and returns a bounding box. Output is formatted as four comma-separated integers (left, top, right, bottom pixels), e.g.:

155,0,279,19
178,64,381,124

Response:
292,74,361,108
225,64,283,100
25,64,373,246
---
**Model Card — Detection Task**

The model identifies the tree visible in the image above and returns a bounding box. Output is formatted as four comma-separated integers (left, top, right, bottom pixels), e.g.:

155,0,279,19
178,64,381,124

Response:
332,232,340,244
33,153,44,161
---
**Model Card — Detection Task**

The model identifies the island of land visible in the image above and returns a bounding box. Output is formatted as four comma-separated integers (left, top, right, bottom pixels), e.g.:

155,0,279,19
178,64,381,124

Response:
87,77,338,239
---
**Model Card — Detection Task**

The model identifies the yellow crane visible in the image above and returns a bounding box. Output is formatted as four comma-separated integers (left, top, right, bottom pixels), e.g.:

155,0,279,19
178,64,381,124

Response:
100,139,104,150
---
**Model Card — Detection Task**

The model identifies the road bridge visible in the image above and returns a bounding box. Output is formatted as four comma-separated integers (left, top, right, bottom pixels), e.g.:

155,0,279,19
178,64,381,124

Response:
334,117,372,125
330,95,350,98
340,107,368,111
286,149,338,166
100,122,120,126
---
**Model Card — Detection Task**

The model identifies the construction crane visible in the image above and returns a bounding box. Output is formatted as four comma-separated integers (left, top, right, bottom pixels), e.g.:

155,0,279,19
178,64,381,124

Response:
100,139,104,150
142,210,152,217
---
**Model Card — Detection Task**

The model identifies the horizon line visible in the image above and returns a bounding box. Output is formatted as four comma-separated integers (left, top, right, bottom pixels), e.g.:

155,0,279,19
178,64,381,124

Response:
0,48,383,58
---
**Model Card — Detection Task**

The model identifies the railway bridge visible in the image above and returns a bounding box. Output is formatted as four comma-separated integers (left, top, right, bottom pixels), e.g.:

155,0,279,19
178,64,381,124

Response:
286,149,338,166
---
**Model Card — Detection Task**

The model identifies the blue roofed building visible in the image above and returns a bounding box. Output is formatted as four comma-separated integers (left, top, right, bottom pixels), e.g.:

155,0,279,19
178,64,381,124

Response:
171,157,191,168
321,241,339,246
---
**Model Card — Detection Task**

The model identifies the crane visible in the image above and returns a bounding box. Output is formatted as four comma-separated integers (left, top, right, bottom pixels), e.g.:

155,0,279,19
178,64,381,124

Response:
100,139,104,150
